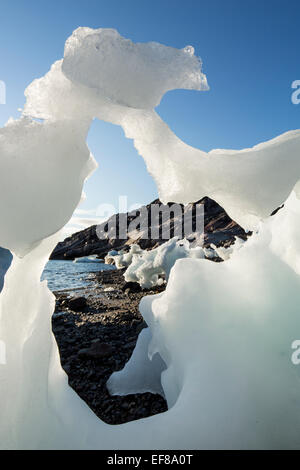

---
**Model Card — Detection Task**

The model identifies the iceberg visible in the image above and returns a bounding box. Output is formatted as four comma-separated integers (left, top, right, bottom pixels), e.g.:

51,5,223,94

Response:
74,255,103,263
105,245,144,269
109,239,220,289
0,27,300,450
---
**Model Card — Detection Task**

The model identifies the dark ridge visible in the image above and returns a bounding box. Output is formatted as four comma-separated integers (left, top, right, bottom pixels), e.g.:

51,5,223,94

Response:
51,197,249,260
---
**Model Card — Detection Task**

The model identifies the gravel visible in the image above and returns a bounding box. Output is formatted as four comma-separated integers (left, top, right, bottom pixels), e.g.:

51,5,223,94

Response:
52,268,167,424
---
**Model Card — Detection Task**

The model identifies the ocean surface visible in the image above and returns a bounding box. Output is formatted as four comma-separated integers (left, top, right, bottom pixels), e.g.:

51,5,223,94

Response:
41,259,116,292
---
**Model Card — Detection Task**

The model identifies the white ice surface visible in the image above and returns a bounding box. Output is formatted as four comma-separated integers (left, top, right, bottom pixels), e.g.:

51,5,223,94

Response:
105,244,144,269
108,239,237,288
124,239,205,288
107,327,166,397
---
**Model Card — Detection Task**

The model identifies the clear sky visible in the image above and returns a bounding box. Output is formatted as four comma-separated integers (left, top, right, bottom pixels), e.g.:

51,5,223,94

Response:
0,0,300,233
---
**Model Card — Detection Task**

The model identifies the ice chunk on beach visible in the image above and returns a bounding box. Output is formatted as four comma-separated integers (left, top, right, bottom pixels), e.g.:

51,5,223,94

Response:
108,239,225,288
124,239,203,288
105,244,143,269
107,327,166,397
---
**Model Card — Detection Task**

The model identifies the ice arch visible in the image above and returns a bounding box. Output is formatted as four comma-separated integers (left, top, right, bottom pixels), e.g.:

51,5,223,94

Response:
1,27,300,449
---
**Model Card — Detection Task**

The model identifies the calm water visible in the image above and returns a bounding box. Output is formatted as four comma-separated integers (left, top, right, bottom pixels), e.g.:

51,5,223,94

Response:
41,259,116,292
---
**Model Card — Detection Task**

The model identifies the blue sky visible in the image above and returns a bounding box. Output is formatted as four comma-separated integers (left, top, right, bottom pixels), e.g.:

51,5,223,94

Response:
0,0,299,232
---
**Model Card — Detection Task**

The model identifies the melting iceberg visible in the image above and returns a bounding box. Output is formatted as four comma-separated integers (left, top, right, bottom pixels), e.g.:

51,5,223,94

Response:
108,239,221,289
105,244,144,269
0,27,300,450
74,255,103,264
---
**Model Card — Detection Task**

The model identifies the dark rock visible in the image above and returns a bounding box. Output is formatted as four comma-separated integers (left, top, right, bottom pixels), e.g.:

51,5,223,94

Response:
122,281,141,293
271,204,284,216
78,340,113,360
50,197,249,260
63,364,71,375
52,312,66,320
52,268,171,425
136,321,148,335
123,341,138,350
66,296,87,312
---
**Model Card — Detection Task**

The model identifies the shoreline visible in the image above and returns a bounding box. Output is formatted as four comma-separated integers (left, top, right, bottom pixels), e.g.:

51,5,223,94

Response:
52,267,168,424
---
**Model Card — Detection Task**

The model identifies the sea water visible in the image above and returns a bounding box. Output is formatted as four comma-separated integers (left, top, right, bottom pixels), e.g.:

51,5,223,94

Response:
41,259,116,291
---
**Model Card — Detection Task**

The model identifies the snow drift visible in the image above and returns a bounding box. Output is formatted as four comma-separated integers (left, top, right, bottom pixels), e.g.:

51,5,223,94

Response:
1,27,300,449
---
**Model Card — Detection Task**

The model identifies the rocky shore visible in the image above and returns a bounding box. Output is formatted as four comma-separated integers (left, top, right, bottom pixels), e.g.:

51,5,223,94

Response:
50,197,253,424
52,267,168,424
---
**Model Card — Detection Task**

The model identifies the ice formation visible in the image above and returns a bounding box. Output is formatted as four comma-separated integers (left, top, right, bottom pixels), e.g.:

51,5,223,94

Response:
1,27,300,449
105,244,144,269
123,239,182,288
107,327,167,397
108,239,219,288
210,237,245,261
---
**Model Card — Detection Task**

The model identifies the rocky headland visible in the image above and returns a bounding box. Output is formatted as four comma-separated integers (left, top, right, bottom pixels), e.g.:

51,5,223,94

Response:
51,197,249,260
